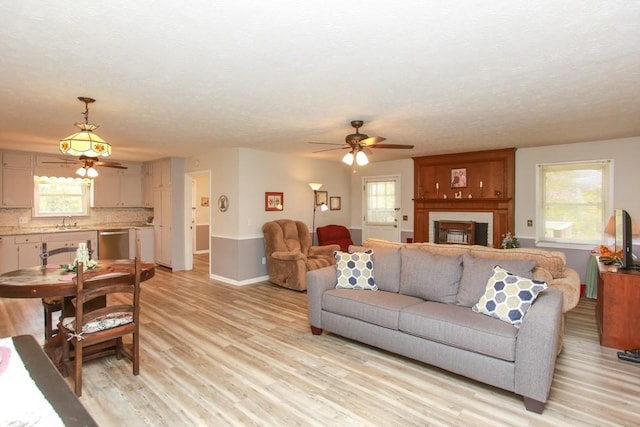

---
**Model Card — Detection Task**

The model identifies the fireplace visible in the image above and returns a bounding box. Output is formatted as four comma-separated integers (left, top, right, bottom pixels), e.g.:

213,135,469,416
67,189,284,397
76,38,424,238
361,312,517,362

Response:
430,212,494,247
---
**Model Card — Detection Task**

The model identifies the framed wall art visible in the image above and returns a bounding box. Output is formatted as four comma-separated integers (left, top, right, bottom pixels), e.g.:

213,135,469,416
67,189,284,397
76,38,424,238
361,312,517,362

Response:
450,168,467,188
330,196,341,210
315,190,328,206
265,192,284,211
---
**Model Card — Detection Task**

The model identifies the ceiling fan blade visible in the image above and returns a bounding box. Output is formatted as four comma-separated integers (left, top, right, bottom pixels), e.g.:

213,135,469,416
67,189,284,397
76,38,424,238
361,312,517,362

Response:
308,141,345,146
312,147,348,153
369,144,415,149
42,161,79,164
360,136,386,146
97,163,128,169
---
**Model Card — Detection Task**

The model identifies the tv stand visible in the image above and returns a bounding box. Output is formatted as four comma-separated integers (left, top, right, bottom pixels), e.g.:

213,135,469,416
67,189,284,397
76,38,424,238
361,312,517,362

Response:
597,265,640,350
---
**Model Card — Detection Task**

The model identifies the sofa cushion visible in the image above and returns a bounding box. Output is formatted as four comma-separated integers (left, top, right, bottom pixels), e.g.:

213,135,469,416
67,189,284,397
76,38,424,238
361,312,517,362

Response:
323,289,423,330
456,253,536,307
399,301,518,361
350,245,402,293
469,246,567,278
335,250,377,290
399,247,462,303
473,266,548,328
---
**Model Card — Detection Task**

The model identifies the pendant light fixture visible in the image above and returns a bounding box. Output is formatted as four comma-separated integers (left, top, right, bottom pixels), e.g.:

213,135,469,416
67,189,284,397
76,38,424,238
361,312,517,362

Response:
59,97,112,157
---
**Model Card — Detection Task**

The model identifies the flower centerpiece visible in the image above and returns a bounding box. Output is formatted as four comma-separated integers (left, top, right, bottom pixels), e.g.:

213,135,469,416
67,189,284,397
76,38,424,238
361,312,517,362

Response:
501,232,520,249
61,242,98,272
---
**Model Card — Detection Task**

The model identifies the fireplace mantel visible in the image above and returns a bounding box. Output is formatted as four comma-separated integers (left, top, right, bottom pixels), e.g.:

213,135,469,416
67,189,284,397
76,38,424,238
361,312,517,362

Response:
413,148,515,248
414,198,512,248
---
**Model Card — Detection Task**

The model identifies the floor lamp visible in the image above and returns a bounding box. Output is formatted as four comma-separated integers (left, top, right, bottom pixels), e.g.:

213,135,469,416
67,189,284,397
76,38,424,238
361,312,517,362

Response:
309,182,329,245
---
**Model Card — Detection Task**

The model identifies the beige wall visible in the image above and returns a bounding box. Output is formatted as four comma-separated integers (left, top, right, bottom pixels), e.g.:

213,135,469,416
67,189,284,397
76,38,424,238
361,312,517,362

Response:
515,136,640,240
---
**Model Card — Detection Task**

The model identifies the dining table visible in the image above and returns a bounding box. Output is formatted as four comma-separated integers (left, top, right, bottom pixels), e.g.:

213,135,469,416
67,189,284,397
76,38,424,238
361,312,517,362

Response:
0,259,156,368
0,259,156,299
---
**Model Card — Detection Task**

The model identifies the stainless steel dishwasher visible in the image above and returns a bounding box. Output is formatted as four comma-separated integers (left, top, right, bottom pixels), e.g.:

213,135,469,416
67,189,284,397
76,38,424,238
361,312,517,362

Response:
98,229,130,259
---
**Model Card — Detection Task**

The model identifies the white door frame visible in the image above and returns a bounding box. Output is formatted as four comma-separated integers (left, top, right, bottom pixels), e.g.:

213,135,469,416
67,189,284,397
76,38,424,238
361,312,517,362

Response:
184,170,212,272
361,174,402,243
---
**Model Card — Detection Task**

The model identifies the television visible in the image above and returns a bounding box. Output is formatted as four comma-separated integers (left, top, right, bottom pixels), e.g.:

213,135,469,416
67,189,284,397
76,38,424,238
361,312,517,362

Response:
614,209,636,269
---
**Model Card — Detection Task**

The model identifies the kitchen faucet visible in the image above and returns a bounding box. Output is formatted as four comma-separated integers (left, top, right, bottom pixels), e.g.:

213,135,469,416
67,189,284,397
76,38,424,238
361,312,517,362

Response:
60,216,73,229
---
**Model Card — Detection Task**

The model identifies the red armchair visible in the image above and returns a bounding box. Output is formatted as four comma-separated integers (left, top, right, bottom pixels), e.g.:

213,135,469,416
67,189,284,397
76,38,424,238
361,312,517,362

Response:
316,224,354,252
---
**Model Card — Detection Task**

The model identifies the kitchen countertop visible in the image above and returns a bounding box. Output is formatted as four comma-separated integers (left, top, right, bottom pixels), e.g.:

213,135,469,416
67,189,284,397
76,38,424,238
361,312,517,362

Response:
0,224,153,237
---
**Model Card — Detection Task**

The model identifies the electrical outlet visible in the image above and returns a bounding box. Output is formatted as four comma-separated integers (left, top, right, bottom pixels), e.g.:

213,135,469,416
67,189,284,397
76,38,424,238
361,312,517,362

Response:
19,217,28,224
261,257,266,265
403,215,408,221
527,219,533,227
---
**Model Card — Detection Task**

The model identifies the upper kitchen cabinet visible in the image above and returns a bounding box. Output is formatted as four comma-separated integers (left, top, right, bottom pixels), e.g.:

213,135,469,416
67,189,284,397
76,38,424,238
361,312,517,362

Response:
2,151,33,208
142,162,153,207
152,159,171,189
93,162,144,207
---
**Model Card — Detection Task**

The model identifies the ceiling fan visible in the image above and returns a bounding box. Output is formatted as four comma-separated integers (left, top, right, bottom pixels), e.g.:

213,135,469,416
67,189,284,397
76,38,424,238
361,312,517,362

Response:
43,155,127,178
308,120,414,171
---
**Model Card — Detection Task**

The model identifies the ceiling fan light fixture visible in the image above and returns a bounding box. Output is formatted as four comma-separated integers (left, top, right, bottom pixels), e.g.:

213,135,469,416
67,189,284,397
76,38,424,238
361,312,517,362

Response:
59,97,112,158
342,151,354,165
75,166,87,177
355,150,369,166
86,166,99,178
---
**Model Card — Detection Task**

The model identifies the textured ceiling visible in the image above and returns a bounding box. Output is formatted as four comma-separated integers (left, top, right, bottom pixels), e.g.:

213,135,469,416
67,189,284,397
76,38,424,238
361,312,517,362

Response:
1,1,639,163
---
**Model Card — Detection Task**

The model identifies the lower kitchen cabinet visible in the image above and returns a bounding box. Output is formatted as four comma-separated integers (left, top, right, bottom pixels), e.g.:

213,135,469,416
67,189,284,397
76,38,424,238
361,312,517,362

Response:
0,234,42,274
41,231,97,265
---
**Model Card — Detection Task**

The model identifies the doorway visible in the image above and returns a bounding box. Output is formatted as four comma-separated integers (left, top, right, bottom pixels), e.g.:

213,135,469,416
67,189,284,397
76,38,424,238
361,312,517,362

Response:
361,175,401,242
185,170,211,273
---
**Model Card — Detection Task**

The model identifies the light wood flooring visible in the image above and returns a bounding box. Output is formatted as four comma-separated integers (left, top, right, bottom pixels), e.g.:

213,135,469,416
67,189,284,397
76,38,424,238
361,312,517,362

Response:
1,254,640,426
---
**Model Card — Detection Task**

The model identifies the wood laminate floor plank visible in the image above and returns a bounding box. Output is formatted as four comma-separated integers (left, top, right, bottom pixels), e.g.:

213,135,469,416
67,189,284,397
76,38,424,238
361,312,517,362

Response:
1,254,639,426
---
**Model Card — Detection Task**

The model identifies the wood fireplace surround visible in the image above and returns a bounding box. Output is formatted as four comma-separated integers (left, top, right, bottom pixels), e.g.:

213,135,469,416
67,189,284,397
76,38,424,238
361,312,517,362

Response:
413,148,515,248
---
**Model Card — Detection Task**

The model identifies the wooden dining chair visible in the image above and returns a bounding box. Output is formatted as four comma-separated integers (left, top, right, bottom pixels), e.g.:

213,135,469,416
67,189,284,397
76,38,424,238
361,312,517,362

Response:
40,241,92,340
59,257,142,397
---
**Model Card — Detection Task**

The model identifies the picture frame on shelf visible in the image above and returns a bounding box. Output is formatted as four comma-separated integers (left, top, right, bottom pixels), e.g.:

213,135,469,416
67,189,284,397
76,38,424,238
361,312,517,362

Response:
451,168,467,188
330,196,341,210
315,190,328,206
265,192,284,211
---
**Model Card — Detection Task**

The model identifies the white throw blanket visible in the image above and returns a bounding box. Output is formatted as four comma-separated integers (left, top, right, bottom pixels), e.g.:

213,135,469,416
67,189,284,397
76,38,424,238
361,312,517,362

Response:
0,337,64,426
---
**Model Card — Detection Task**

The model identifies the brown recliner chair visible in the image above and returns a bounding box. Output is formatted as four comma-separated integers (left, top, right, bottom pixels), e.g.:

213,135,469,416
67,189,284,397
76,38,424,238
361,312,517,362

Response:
263,219,340,291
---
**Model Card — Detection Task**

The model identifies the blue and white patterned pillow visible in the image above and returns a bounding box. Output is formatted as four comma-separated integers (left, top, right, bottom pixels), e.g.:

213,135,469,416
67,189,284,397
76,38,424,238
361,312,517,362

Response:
472,265,547,328
335,250,377,290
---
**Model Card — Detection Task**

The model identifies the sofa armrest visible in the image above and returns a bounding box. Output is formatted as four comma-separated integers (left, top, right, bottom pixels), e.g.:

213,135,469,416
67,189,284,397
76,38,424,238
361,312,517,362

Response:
514,288,562,405
309,244,340,257
306,265,337,328
548,267,580,313
271,251,306,261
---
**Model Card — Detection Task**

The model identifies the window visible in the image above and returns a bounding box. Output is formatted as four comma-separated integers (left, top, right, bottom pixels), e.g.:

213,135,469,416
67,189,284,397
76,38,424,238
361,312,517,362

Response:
33,176,92,217
537,160,612,246
365,179,397,225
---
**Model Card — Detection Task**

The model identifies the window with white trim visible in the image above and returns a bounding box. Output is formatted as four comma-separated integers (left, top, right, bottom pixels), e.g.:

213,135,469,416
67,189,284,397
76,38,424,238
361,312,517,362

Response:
537,160,612,245
33,176,92,217
365,179,397,225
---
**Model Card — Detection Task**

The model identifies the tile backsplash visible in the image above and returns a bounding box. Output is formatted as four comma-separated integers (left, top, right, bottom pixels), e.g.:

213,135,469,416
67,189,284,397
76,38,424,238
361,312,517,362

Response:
0,207,153,231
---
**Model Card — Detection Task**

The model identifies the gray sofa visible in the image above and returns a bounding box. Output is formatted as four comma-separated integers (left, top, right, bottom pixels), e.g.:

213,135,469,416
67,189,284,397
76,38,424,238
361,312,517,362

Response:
307,243,565,413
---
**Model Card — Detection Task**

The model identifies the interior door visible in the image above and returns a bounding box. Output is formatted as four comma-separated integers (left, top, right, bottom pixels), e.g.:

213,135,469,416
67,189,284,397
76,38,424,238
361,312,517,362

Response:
362,175,401,242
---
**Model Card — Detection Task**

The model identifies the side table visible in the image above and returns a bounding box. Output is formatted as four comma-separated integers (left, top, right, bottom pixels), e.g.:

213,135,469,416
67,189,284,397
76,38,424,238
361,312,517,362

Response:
596,266,640,350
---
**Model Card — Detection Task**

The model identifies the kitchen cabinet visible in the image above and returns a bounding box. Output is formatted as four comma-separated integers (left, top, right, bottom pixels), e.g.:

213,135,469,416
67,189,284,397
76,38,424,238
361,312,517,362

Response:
153,188,172,267
2,151,33,208
0,234,42,274
134,227,155,263
93,163,143,207
152,159,171,189
142,162,153,207
42,231,97,265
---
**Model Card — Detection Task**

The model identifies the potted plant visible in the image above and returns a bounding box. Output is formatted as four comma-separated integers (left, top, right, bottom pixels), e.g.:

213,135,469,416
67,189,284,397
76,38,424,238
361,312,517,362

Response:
501,232,520,249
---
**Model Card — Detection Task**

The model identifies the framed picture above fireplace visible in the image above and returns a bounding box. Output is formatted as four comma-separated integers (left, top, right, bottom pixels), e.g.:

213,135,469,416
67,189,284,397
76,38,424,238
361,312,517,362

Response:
451,168,467,188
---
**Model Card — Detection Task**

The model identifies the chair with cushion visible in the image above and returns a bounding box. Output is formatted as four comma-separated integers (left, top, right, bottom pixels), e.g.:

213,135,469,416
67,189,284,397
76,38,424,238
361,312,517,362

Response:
40,240,93,340
263,219,340,291
316,224,354,252
59,257,142,396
